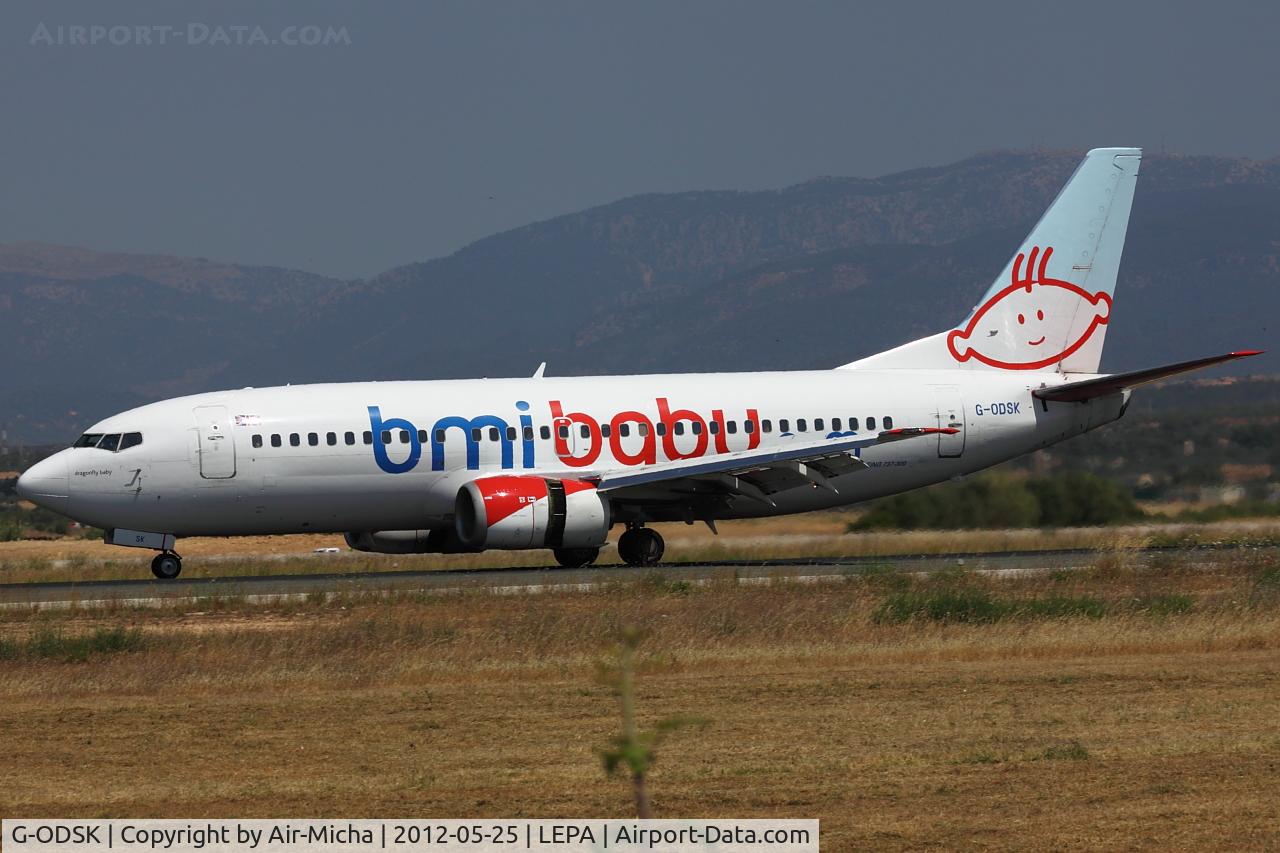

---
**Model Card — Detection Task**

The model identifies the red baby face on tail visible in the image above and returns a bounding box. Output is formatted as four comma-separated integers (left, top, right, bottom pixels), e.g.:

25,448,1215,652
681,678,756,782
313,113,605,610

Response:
946,246,1111,370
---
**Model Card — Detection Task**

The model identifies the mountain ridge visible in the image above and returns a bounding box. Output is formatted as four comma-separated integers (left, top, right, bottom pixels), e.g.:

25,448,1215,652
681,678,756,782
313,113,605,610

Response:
2,148,1276,441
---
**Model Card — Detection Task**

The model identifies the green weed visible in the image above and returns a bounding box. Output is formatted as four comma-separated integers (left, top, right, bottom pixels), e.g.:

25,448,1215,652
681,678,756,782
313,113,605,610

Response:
7,626,146,662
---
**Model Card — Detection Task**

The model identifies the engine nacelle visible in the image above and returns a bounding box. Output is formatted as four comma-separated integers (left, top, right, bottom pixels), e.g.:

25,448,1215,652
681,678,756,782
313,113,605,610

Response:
344,529,476,554
455,476,610,550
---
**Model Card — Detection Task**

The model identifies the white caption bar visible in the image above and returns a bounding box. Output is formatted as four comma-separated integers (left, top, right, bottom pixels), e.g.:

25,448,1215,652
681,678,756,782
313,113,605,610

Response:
3,820,818,853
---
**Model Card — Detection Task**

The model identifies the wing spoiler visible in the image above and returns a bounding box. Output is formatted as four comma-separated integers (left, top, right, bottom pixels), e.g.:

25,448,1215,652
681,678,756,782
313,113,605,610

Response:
1033,350,1263,403
596,426,957,492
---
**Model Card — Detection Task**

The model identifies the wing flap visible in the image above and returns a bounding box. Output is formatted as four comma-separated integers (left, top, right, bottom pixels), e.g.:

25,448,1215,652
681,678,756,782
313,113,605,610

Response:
718,454,868,502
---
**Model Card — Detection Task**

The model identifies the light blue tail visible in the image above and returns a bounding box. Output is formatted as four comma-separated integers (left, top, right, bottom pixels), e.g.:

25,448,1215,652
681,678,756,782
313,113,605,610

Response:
843,147,1141,374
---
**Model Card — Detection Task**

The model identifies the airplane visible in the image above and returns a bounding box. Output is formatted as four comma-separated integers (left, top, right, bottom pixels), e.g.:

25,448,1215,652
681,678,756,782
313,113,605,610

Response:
15,147,1262,579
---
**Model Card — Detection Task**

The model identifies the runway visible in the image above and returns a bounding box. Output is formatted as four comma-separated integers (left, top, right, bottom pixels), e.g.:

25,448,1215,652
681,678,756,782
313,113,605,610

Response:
0,543,1265,609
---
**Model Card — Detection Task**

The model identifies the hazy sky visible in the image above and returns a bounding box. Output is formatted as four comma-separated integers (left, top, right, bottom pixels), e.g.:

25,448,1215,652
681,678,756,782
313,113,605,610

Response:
3,1,1279,279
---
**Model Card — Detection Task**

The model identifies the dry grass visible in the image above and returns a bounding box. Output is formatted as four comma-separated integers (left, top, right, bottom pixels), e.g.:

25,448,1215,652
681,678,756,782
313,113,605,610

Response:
3,516,1279,585
2,552,1279,849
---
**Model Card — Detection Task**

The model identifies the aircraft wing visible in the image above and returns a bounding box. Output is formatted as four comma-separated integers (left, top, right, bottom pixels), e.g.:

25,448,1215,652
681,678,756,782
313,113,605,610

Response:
596,427,956,505
1033,350,1263,403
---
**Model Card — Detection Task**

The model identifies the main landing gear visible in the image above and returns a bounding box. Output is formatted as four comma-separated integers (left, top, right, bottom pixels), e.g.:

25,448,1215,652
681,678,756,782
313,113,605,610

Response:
618,526,664,567
151,551,183,580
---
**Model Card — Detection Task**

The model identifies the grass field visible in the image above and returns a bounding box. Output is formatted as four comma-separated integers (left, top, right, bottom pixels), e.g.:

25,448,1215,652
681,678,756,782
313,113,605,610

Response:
3,515,1280,585
2,546,1278,849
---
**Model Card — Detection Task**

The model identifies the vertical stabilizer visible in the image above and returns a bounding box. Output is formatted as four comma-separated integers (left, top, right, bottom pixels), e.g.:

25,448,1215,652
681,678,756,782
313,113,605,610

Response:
842,148,1141,373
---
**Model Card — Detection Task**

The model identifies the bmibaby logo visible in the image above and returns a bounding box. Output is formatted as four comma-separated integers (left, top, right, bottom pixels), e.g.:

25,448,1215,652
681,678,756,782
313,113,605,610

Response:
369,398,762,474
947,246,1111,370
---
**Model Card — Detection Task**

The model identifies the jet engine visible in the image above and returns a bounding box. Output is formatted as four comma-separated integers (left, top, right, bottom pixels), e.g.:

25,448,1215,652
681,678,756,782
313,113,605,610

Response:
454,476,610,550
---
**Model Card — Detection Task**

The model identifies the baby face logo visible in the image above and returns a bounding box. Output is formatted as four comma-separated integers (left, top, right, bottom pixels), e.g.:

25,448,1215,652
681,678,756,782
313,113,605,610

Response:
946,246,1111,370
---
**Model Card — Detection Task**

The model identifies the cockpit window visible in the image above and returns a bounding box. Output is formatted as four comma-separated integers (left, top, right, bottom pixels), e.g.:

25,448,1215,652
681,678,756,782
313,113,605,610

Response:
74,432,141,452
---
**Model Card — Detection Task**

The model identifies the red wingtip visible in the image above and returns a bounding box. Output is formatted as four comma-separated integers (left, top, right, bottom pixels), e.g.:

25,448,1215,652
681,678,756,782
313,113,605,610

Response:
1230,350,1265,357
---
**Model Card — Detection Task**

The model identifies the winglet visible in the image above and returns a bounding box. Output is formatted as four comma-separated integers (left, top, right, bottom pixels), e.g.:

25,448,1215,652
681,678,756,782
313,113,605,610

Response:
532,362,547,379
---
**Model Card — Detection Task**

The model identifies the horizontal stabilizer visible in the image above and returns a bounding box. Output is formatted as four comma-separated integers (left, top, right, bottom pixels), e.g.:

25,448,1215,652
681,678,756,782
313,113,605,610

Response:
1033,350,1263,403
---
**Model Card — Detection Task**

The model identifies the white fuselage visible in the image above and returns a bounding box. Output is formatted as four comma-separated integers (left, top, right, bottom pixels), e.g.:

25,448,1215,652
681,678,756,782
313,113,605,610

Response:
27,368,1124,538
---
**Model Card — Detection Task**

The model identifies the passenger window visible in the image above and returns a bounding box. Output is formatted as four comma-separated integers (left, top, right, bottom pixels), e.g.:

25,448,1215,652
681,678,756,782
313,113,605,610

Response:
345,431,356,446
471,428,482,442
380,431,392,445
523,426,534,441
674,422,685,436
762,420,772,433
487,427,499,441
638,423,649,436
580,425,591,439
417,430,428,443
797,419,807,432
780,419,790,432
362,431,373,445
435,429,446,443
271,434,282,448
832,417,842,431
814,418,824,431
252,435,263,449
709,421,720,435
290,434,301,447
506,426,517,441
744,420,755,434
308,433,319,446
883,416,894,430
399,430,411,444
326,432,337,446
558,425,569,439
618,423,630,438
727,421,737,435
601,424,612,438
656,423,667,436
866,417,876,431
540,426,550,440
692,421,702,435
120,432,143,451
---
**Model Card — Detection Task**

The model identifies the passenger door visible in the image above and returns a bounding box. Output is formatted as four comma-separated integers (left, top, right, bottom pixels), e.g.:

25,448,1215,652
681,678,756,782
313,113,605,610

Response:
194,405,236,479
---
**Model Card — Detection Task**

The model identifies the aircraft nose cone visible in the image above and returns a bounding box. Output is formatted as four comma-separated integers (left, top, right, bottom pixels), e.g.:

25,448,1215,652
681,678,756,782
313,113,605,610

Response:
15,454,70,514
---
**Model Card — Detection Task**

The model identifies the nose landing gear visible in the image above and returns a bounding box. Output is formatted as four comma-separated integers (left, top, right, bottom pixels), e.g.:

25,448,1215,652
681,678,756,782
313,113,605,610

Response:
617,526,665,567
105,529,182,579
151,552,183,580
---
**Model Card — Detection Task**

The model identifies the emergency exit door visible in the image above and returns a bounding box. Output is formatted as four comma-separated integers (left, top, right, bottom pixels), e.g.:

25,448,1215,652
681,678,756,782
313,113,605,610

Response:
194,405,236,479
931,387,965,458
